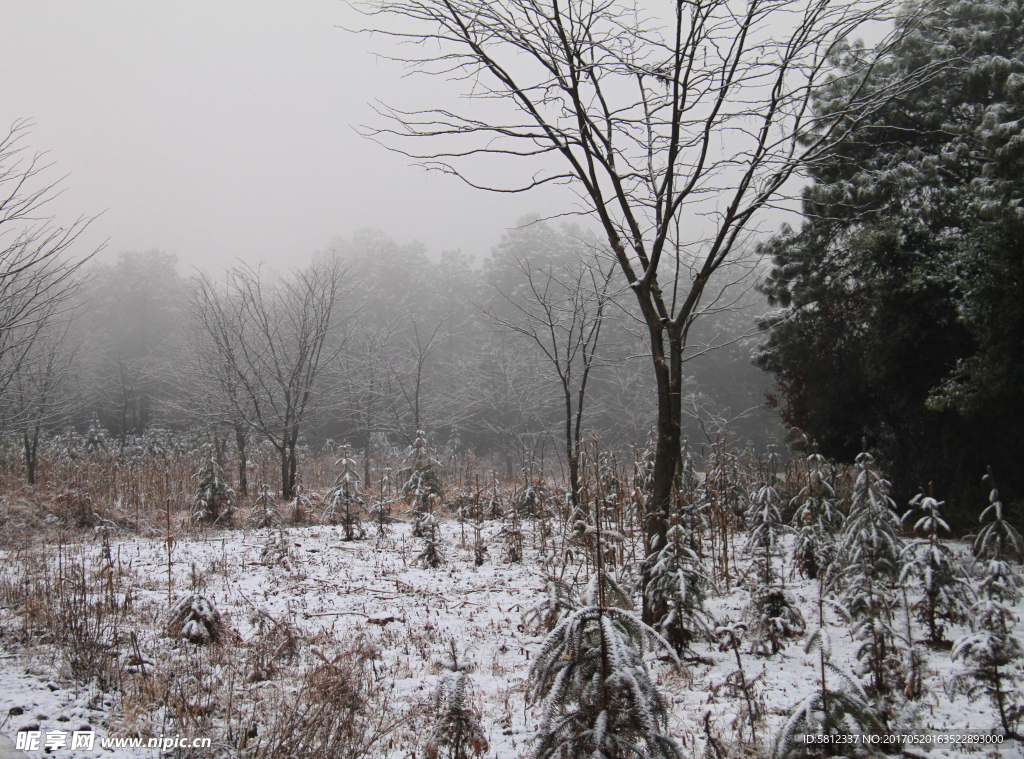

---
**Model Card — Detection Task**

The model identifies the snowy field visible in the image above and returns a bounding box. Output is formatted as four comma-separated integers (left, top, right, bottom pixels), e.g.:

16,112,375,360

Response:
0,518,1020,758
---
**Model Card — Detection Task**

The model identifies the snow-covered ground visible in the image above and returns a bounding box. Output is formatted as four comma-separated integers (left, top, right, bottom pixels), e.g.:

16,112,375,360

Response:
0,519,1020,758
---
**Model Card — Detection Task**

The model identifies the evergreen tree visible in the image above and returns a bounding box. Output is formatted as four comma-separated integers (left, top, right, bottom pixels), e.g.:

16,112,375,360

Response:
192,453,235,525
773,626,885,758
953,471,1024,736
405,431,444,537
899,493,973,644
832,451,904,695
322,445,365,540
423,672,489,759
528,525,682,759
416,513,446,568
638,525,715,656
756,0,1024,522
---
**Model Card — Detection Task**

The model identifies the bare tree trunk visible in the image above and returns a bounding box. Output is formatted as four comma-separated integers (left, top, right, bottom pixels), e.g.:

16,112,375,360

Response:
23,428,38,485
234,424,248,497
280,446,290,501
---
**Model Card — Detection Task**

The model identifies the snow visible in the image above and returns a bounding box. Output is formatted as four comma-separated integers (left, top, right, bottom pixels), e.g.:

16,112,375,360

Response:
0,520,1021,758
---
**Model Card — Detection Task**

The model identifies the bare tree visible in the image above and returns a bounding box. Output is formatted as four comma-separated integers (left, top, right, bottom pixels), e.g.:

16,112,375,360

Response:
357,0,942,583
192,259,351,500
0,120,94,408
383,316,471,446
179,300,254,496
486,249,614,506
6,320,80,484
474,332,554,480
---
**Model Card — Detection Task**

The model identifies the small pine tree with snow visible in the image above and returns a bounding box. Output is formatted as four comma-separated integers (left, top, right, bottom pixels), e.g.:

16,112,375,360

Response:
526,577,684,759
745,450,788,587
84,415,108,452
973,468,1024,563
423,672,489,759
250,483,281,528
486,470,504,519
790,445,843,580
167,594,222,644
745,587,806,657
416,513,446,568
192,454,235,525
406,432,444,536
322,446,365,540
952,470,1024,738
899,493,972,644
637,525,715,656
831,449,904,696
773,626,885,758
524,577,580,635
367,467,396,537
497,505,524,563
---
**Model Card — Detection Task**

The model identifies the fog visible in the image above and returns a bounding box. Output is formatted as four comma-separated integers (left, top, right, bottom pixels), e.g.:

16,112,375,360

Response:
0,0,791,468
0,0,575,271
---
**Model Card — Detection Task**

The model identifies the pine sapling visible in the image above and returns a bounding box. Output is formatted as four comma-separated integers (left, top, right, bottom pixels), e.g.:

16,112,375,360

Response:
790,445,843,581
405,431,445,536
416,513,446,568
774,569,883,757
952,470,1024,738
368,467,396,537
192,454,236,525
899,493,972,645
423,669,488,759
322,446,366,540
497,505,524,563
832,449,904,696
638,524,715,657
527,521,683,759
250,483,281,528
773,626,884,758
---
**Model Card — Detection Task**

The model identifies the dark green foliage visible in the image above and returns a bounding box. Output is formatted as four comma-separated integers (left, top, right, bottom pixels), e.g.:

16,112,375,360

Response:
756,0,1024,524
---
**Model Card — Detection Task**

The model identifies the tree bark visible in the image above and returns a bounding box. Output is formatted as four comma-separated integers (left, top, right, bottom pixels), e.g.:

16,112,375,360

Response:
234,424,248,497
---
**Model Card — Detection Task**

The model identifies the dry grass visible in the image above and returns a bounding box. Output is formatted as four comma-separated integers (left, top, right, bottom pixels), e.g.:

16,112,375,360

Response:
0,542,131,691
248,635,408,759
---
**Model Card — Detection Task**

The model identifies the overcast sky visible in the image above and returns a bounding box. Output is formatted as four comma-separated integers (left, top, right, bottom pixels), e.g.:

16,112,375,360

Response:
1,1,574,272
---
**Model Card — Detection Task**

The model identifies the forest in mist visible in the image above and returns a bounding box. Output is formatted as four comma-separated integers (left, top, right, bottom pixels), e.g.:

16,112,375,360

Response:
1,209,778,494
3,0,1024,756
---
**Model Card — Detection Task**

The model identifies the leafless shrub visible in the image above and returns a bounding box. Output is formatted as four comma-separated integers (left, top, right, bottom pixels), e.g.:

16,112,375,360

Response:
3,548,129,690
246,609,300,683
252,636,403,759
